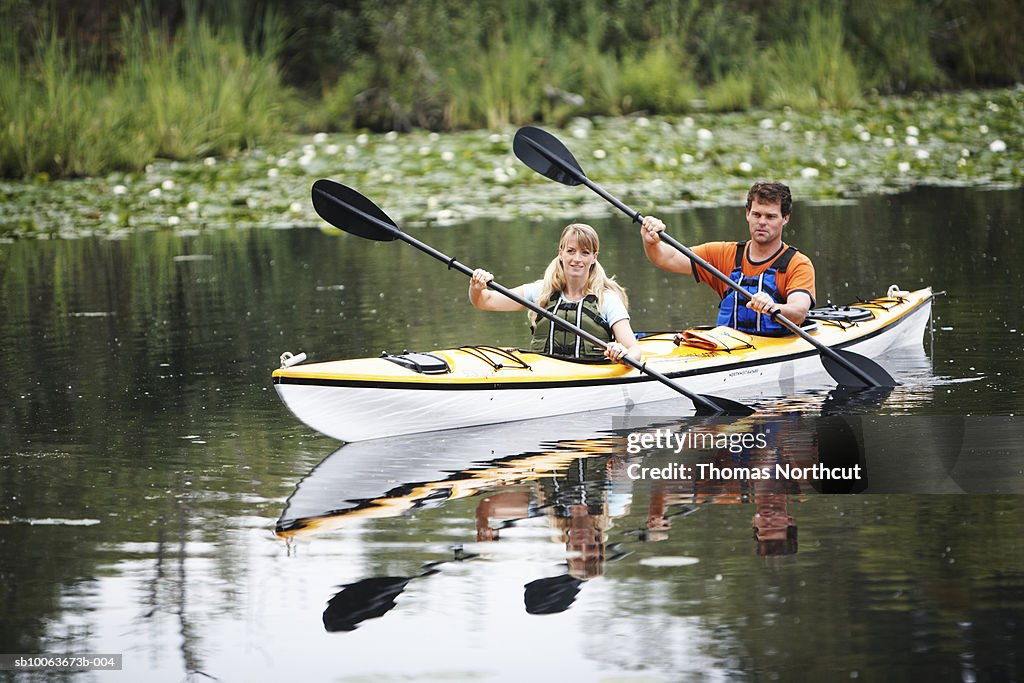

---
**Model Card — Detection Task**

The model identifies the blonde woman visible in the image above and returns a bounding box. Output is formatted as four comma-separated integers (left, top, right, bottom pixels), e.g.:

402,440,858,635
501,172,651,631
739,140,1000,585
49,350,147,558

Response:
469,223,641,363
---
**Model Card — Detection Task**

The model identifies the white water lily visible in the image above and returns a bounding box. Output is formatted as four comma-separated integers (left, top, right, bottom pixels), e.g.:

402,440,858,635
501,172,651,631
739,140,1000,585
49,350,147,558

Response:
113,184,127,195
326,144,339,155
883,138,895,147
835,157,848,167
635,117,650,128
356,133,369,145
739,161,753,172
990,139,1007,152
267,168,279,178
289,202,302,213
898,161,911,173
167,216,180,226
203,156,216,167
313,132,328,143
915,149,931,160
681,153,695,164
148,187,162,198
161,179,175,190
979,124,989,134
859,130,871,141
759,118,774,129
906,125,920,137
571,127,588,139
905,136,919,146
593,149,606,159
779,121,793,132
384,131,398,141
187,201,199,211
800,167,819,178
697,128,713,141
441,150,454,162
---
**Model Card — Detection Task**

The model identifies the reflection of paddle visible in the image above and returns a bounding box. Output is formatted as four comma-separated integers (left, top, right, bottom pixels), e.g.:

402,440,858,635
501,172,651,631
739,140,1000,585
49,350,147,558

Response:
524,574,584,614
821,386,893,416
323,547,477,632
513,126,897,389
310,178,754,417
323,576,413,631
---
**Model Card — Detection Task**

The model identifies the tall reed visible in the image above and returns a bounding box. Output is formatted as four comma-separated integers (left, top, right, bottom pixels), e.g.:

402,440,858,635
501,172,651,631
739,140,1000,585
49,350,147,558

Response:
757,6,862,111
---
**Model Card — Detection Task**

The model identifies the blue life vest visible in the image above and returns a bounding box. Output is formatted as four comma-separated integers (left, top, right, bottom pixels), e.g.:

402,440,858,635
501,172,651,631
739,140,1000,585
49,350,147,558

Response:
717,241,798,336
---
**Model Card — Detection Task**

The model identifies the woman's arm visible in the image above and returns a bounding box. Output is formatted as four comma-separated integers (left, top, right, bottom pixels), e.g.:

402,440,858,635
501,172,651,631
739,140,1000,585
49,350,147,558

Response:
608,318,642,363
469,269,527,311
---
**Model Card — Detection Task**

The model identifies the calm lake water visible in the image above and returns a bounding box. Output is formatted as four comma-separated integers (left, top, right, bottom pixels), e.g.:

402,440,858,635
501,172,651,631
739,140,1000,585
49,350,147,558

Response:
1,186,1023,681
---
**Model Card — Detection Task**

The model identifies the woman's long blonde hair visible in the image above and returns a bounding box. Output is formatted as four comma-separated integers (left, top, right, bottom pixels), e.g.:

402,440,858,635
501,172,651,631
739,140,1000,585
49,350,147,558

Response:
528,223,629,328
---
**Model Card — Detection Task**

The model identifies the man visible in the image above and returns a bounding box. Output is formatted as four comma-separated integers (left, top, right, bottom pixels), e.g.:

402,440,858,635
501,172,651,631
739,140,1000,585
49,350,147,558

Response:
640,181,815,335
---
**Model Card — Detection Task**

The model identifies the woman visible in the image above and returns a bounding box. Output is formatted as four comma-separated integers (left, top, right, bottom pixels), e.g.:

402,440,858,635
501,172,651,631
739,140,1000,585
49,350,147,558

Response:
469,223,641,363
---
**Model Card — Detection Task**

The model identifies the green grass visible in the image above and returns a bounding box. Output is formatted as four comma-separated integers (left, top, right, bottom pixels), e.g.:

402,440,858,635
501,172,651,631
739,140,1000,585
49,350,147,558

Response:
0,4,291,179
2,0,1021,179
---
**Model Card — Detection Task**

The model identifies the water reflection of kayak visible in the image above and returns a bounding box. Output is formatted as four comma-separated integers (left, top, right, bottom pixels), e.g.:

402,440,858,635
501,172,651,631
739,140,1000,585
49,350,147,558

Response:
275,411,642,539
276,397,1006,542
273,289,933,442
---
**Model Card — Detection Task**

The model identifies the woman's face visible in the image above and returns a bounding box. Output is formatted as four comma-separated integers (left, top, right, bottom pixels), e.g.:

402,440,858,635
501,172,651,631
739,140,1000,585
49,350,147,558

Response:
559,235,597,280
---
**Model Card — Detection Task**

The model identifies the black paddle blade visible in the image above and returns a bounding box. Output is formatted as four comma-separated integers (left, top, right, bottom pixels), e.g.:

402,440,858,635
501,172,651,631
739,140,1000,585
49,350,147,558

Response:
693,394,757,417
311,178,398,241
524,574,584,615
822,349,898,389
513,126,587,186
323,576,410,631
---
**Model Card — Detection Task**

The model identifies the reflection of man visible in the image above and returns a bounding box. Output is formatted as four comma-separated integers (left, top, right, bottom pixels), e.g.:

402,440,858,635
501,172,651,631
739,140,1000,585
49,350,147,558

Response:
751,493,798,556
475,492,609,580
558,504,607,579
475,491,530,541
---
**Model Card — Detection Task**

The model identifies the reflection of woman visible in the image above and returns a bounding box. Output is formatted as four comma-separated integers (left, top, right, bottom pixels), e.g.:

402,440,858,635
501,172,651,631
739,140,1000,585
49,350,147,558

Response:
469,223,641,363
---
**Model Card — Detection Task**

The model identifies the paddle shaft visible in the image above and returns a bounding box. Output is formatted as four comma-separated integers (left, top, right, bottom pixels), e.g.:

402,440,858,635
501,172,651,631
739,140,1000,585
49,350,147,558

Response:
519,136,883,387
327,195,730,412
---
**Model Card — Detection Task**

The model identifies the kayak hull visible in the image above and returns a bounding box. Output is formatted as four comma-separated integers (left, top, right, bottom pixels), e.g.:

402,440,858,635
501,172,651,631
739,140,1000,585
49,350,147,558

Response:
273,288,932,442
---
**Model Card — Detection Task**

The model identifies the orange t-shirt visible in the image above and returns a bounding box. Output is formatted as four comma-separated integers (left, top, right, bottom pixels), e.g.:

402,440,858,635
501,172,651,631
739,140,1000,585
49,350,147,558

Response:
690,241,816,306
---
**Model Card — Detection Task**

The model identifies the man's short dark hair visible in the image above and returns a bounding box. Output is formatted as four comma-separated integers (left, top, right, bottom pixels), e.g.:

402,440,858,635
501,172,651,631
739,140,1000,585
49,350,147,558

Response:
746,182,792,217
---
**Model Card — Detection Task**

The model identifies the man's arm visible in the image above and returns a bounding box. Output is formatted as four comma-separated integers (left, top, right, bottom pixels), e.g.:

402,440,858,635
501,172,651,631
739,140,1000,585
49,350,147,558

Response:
640,216,694,274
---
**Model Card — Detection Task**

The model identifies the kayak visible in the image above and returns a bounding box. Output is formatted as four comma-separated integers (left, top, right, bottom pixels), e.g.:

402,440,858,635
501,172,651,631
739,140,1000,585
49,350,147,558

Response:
272,286,933,442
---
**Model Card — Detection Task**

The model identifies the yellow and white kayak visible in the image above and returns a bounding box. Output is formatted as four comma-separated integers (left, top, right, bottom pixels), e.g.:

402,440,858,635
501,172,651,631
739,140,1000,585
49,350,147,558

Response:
273,287,933,442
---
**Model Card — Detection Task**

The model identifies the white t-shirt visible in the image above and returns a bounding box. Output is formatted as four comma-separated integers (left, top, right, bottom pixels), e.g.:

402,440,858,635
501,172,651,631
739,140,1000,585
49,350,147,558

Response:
520,281,629,328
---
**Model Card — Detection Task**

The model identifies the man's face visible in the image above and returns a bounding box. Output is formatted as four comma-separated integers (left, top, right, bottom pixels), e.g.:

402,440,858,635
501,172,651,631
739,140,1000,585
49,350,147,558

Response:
745,199,789,247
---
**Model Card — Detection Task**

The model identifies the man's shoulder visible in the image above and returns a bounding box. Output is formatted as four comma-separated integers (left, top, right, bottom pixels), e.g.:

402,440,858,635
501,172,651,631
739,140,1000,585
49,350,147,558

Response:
783,244,815,268
694,241,740,258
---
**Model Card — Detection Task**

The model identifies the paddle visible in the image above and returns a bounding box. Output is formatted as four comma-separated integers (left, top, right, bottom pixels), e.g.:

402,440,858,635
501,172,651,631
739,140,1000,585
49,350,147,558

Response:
311,178,754,416
513,125,898,389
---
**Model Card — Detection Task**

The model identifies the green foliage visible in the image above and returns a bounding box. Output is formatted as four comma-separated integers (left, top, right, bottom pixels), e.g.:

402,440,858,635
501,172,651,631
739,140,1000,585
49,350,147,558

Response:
116,4,290,159
2,0,1023,178
619,43,699,114
0,2,292,178
756,6,862,111
846,0,943,92
705,72,753,112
